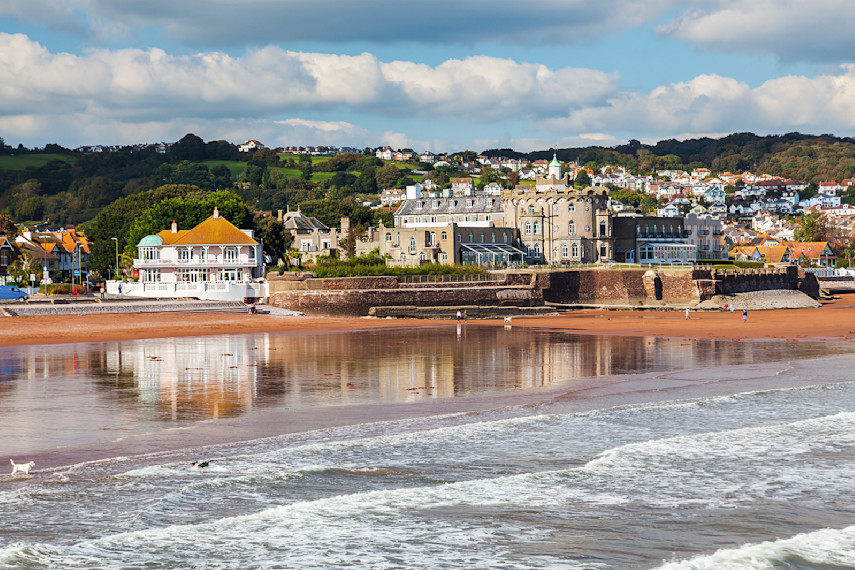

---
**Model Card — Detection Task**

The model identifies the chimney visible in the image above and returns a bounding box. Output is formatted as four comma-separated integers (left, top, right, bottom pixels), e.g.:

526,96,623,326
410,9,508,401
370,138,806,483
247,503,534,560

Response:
213,207,220,219
278,209,284,222
171,220,178,233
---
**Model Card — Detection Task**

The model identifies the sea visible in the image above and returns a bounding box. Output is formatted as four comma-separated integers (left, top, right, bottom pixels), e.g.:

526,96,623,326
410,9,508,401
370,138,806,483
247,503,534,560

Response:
1,324,855,569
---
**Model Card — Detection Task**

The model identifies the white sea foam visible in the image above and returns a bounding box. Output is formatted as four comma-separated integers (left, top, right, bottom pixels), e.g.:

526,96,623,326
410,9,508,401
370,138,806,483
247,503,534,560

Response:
655,524,855,569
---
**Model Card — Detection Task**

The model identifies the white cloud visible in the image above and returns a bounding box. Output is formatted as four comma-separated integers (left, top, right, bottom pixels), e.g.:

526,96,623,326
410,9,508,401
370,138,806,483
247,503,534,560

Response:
0,33,618,124
658,0,855,61
542,67,855,137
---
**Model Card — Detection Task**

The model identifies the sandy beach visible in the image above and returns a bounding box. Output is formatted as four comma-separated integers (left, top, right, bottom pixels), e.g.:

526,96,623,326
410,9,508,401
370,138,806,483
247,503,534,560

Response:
2,294,855,347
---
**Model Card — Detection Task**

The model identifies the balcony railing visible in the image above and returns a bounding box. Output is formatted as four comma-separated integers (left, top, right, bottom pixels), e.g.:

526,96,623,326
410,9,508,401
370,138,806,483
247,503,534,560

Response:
134,258,257,268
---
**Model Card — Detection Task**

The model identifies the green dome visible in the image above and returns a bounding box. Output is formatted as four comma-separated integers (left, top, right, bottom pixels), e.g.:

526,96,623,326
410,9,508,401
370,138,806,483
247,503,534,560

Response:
549,155,561,167
137,234,163,246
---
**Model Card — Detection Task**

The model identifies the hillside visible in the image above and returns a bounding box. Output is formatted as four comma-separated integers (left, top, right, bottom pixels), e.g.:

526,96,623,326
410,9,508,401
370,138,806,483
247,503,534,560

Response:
483,132,855,183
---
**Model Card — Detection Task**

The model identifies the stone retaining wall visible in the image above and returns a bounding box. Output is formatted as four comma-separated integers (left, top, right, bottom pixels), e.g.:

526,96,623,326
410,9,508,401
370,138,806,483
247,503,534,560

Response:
267,266,815,316
542,269,700,306
269,285,541,316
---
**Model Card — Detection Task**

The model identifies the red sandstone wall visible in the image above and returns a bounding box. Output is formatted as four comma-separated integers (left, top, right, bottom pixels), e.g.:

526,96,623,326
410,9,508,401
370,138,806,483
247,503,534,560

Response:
543,269,699,305
269,286,542,316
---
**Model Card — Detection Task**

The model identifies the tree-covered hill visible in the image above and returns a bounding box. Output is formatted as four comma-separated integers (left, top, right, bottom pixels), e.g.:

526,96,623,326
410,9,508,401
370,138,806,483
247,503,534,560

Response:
483,132,855,183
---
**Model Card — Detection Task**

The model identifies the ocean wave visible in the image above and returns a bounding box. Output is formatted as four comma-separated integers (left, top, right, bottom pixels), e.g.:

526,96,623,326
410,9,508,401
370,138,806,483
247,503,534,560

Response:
655,524,855,569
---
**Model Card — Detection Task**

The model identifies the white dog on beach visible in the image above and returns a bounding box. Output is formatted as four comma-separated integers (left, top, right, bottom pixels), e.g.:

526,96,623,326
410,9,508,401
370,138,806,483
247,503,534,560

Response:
10,459,34,476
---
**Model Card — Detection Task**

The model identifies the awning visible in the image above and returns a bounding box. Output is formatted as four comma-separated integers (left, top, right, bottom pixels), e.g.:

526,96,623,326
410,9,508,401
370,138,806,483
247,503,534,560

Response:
460,243,526,255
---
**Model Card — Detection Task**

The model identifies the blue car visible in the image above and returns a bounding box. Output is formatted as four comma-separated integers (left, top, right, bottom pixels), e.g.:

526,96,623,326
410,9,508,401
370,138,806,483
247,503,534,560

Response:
0,285,28,301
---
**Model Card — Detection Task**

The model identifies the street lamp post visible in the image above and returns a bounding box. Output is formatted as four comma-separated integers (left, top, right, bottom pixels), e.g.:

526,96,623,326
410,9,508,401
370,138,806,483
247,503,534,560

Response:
111,237,119,280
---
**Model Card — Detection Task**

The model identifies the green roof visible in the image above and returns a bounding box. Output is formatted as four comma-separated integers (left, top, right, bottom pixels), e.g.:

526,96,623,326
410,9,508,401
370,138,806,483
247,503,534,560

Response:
138,234,163,246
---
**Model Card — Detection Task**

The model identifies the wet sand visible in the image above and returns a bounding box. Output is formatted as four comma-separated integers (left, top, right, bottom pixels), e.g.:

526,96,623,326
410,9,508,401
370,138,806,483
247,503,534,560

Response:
4,296,855,470
2,295,855,347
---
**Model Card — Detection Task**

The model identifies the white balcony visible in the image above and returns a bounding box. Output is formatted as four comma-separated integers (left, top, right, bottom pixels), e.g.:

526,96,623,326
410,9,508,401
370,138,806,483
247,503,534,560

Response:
134,257,258,269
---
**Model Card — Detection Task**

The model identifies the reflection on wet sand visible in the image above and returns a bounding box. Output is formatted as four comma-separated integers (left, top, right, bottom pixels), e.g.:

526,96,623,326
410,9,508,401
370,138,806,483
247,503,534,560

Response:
0,326,843,431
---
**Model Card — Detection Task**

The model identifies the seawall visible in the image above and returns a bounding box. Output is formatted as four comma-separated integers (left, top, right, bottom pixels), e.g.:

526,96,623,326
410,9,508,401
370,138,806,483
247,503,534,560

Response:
267,266,815,316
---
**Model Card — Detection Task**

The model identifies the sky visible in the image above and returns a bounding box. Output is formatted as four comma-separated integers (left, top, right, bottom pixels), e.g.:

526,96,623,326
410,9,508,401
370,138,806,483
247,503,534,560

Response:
1,0,855,153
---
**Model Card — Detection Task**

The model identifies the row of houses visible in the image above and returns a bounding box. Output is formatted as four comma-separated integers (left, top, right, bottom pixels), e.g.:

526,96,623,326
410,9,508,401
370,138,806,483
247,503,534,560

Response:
0,229,92,283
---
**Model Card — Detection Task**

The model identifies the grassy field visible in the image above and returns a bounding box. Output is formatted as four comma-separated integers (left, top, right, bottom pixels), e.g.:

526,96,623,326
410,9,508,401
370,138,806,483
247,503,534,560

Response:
0,154,75,170
200,160,246,177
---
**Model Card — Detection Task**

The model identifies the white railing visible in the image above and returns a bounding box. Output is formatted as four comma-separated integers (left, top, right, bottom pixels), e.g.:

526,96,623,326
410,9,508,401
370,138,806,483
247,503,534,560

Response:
805,267,852,277
107,280,268,301
134,258,257,268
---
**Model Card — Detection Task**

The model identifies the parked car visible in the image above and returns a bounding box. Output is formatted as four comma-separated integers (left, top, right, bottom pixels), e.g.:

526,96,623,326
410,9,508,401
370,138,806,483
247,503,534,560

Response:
0,285,28,301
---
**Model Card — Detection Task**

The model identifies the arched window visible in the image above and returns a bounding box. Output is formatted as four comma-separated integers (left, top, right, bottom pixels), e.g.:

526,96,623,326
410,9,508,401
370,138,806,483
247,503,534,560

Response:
562,244,569,258
568,221,575,235
524,222,532,235
441,231,447,240
571,244,579,258
528,205,535,214
385,233,392,241
533,221,541,234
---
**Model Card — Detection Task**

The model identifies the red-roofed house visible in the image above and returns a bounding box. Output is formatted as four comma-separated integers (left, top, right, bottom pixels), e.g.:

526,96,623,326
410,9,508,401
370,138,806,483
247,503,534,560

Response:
238,140,266,153
787,242,837,267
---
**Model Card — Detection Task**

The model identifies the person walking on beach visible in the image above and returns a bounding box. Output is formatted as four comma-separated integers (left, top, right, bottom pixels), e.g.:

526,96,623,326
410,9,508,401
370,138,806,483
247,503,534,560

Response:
685,307,690,320
730,305,734,313
743,309,748,323
456,309,462,322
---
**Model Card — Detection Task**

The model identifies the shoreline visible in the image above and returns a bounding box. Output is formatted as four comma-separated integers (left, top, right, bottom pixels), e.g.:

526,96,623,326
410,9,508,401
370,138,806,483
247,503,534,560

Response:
1,294,855,347
5,296,855,472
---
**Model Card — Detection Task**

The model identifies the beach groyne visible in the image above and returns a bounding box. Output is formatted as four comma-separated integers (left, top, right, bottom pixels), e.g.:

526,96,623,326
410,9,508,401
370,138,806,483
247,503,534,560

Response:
267,266,816,316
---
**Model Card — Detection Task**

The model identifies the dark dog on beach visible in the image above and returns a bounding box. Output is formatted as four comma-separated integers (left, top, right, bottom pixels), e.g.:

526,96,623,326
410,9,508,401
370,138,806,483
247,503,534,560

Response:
10,459,34,476
192,461,209,468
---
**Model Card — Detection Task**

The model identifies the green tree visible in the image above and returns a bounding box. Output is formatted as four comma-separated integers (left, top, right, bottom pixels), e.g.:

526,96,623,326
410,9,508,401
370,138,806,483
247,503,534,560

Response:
8,251,41,286
574,170,591,189
794,211,830,242
126,190,252,250
240,164,265,187
86,185,204,273
0,214,18,237
251,212,293,263
300,161,313,181
478,167,499,187
211,164,233,189
358,164,378,194
375,165,403,189
170,133,206,161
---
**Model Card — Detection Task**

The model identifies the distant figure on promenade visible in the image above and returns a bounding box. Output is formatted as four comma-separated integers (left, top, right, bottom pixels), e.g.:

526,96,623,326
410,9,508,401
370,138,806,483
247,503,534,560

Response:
456,309,462,322
464,310,468,323
118,283,122,296
100,285,105,300
685,307,690,320
730,305,735,313
743,309,748,323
